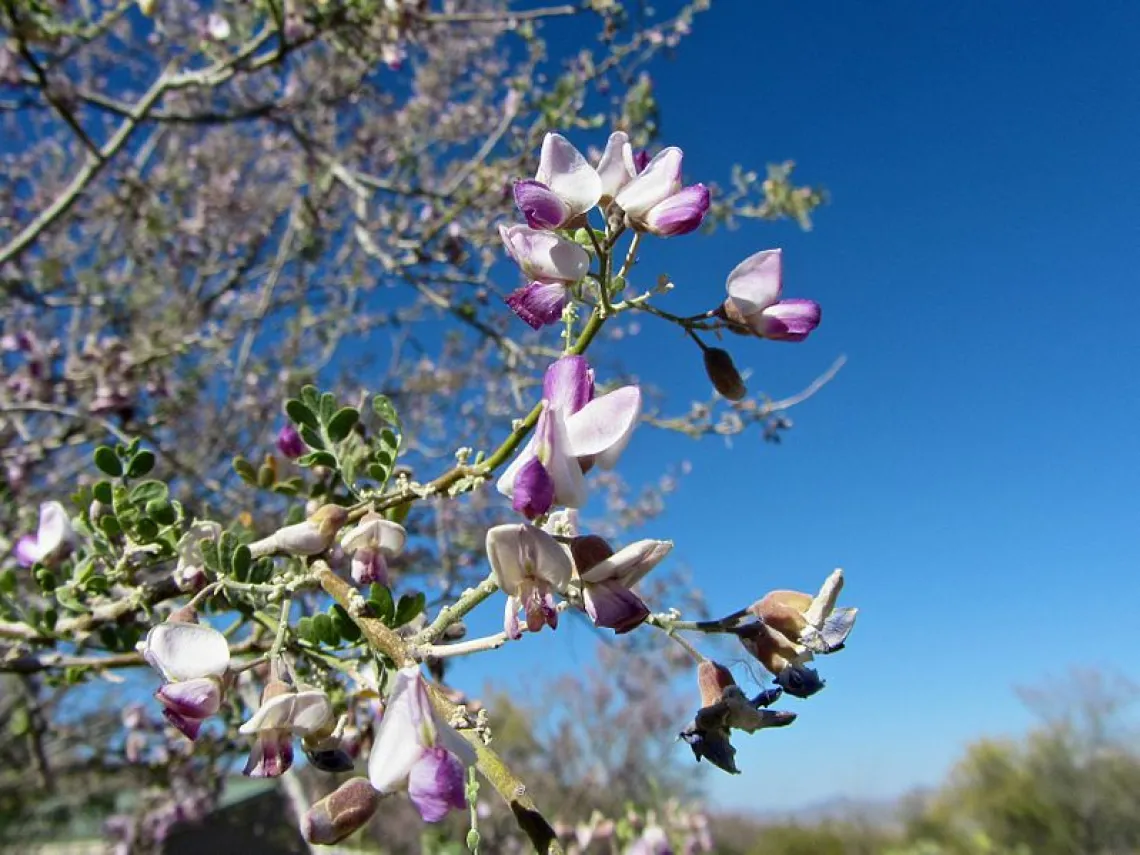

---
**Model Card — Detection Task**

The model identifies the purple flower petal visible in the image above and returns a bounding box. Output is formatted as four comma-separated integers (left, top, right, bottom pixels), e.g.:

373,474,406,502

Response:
505,281,568,329
408,747,467,823
755,299,821,341
644,184,709,237
351,548,389,586
155,677,222,720
583,580,650,634
511,457,555,520
514,179,570,230
162,708,205,741
244,731,295,778
542,355,594,414
15,534,40,567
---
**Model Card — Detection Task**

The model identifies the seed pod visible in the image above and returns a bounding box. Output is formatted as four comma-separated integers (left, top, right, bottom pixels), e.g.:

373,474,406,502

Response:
703,348,747,401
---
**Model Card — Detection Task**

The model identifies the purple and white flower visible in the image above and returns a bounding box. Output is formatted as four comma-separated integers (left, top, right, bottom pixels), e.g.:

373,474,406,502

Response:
15,501,75,567
500,224,591,329
239,682,334,778
143,619,231,740
613,147,709,237
496,355,641,518
367,666,476,822
571,536,672,634
339,512,406,587
721,249,821,342
513,133,603,230
486,524,573,640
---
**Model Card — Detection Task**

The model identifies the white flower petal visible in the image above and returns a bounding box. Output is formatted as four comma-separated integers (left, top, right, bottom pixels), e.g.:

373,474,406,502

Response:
435,718,478,768
368,667,432,794
725,248,783,317
580,539,672,586
596,131,636,200
614,147,682,218
144,621,231,682
535,133,602,218
486,525,528,595
518,524,573,591
35,501,73,558
803,568,844,629
564,386,641,468
544,409,588,508
342,516,407,557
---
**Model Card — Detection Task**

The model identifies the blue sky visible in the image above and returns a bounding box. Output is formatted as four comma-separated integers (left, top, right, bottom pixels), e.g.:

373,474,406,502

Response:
456,0,1140,812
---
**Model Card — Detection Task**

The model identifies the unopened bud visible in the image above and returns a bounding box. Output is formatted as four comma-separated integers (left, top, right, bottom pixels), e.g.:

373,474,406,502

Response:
302,777,380,845
569,534,614,574
250,504,348,558
138,0,157,15
702,348,746,401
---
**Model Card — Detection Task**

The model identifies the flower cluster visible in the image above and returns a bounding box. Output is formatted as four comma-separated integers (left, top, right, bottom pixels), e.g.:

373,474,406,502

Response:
487,512,671,639
502,132,711,329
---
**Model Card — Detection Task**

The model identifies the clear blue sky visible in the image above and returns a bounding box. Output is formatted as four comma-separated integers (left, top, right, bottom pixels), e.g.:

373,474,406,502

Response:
457,0,1140,813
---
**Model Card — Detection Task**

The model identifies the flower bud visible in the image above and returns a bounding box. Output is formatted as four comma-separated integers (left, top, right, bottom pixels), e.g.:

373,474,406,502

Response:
702,348,746,401
250,505,348,558
276,425,306,459
302,777,380,845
